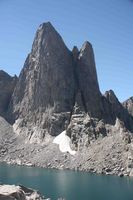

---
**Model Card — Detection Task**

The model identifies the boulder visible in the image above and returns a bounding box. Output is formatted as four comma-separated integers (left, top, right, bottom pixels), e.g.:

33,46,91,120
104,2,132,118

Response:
0,184,61,200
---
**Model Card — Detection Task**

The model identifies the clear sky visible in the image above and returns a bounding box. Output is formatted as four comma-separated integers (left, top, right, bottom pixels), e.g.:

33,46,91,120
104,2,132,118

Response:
0,0,132,102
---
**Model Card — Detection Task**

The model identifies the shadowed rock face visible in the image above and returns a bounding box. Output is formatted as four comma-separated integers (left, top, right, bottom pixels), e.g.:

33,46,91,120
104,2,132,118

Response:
123,97,133,117
0,70,17,118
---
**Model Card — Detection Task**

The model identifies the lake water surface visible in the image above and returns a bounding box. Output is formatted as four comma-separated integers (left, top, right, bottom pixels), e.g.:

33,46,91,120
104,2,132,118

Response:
0,163,133,200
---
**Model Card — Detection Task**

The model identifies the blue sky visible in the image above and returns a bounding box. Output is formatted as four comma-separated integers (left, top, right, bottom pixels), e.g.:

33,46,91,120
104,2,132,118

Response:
0,0,132,102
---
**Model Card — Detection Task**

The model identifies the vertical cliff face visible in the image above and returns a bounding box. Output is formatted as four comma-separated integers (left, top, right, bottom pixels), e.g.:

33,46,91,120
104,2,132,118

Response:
8,22,133,140
11,22,75,122
9,22,104,138
74,42,103,117
0,70,17,118
1,22,133,176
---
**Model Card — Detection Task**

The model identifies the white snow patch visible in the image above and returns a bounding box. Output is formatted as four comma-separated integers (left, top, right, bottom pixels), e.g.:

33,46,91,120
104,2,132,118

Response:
53,130,76,155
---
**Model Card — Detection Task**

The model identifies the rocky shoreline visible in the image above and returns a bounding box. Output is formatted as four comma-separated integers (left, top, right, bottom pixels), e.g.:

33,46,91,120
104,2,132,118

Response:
0,184,45,200
0,184,65,200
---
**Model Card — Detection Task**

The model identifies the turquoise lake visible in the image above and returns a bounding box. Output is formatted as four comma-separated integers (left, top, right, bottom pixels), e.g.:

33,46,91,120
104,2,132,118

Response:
0,163,133,200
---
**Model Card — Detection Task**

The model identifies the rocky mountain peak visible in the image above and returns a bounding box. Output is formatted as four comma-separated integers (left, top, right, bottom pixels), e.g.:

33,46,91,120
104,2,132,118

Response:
35,21,58,37
74,40,102,117
78,40,100,90
123,97,133,117
79,41,92,56
0,22,133,177
72,46,79,62
104,90,119,104
4,21,132,140
10,22,75,133
31,21,69,58
39,21,53,29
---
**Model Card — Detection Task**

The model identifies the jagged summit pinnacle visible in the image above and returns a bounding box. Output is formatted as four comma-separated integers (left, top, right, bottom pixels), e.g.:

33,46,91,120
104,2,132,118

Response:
72,46,79,62
81,40,92,48
38,21,53,29
37,21,58,35
36,21,61,39
31,21,69,57
104,90,119,102
79,41,93,58
80,40,92,50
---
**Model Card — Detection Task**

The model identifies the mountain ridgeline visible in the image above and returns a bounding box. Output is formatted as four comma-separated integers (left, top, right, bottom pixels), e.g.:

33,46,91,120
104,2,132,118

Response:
10,22,103,123
0,22,133,177
0,22,133,138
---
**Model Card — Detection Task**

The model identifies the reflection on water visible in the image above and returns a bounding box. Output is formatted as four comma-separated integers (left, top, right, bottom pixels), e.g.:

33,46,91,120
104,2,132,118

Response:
0,163,133,200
